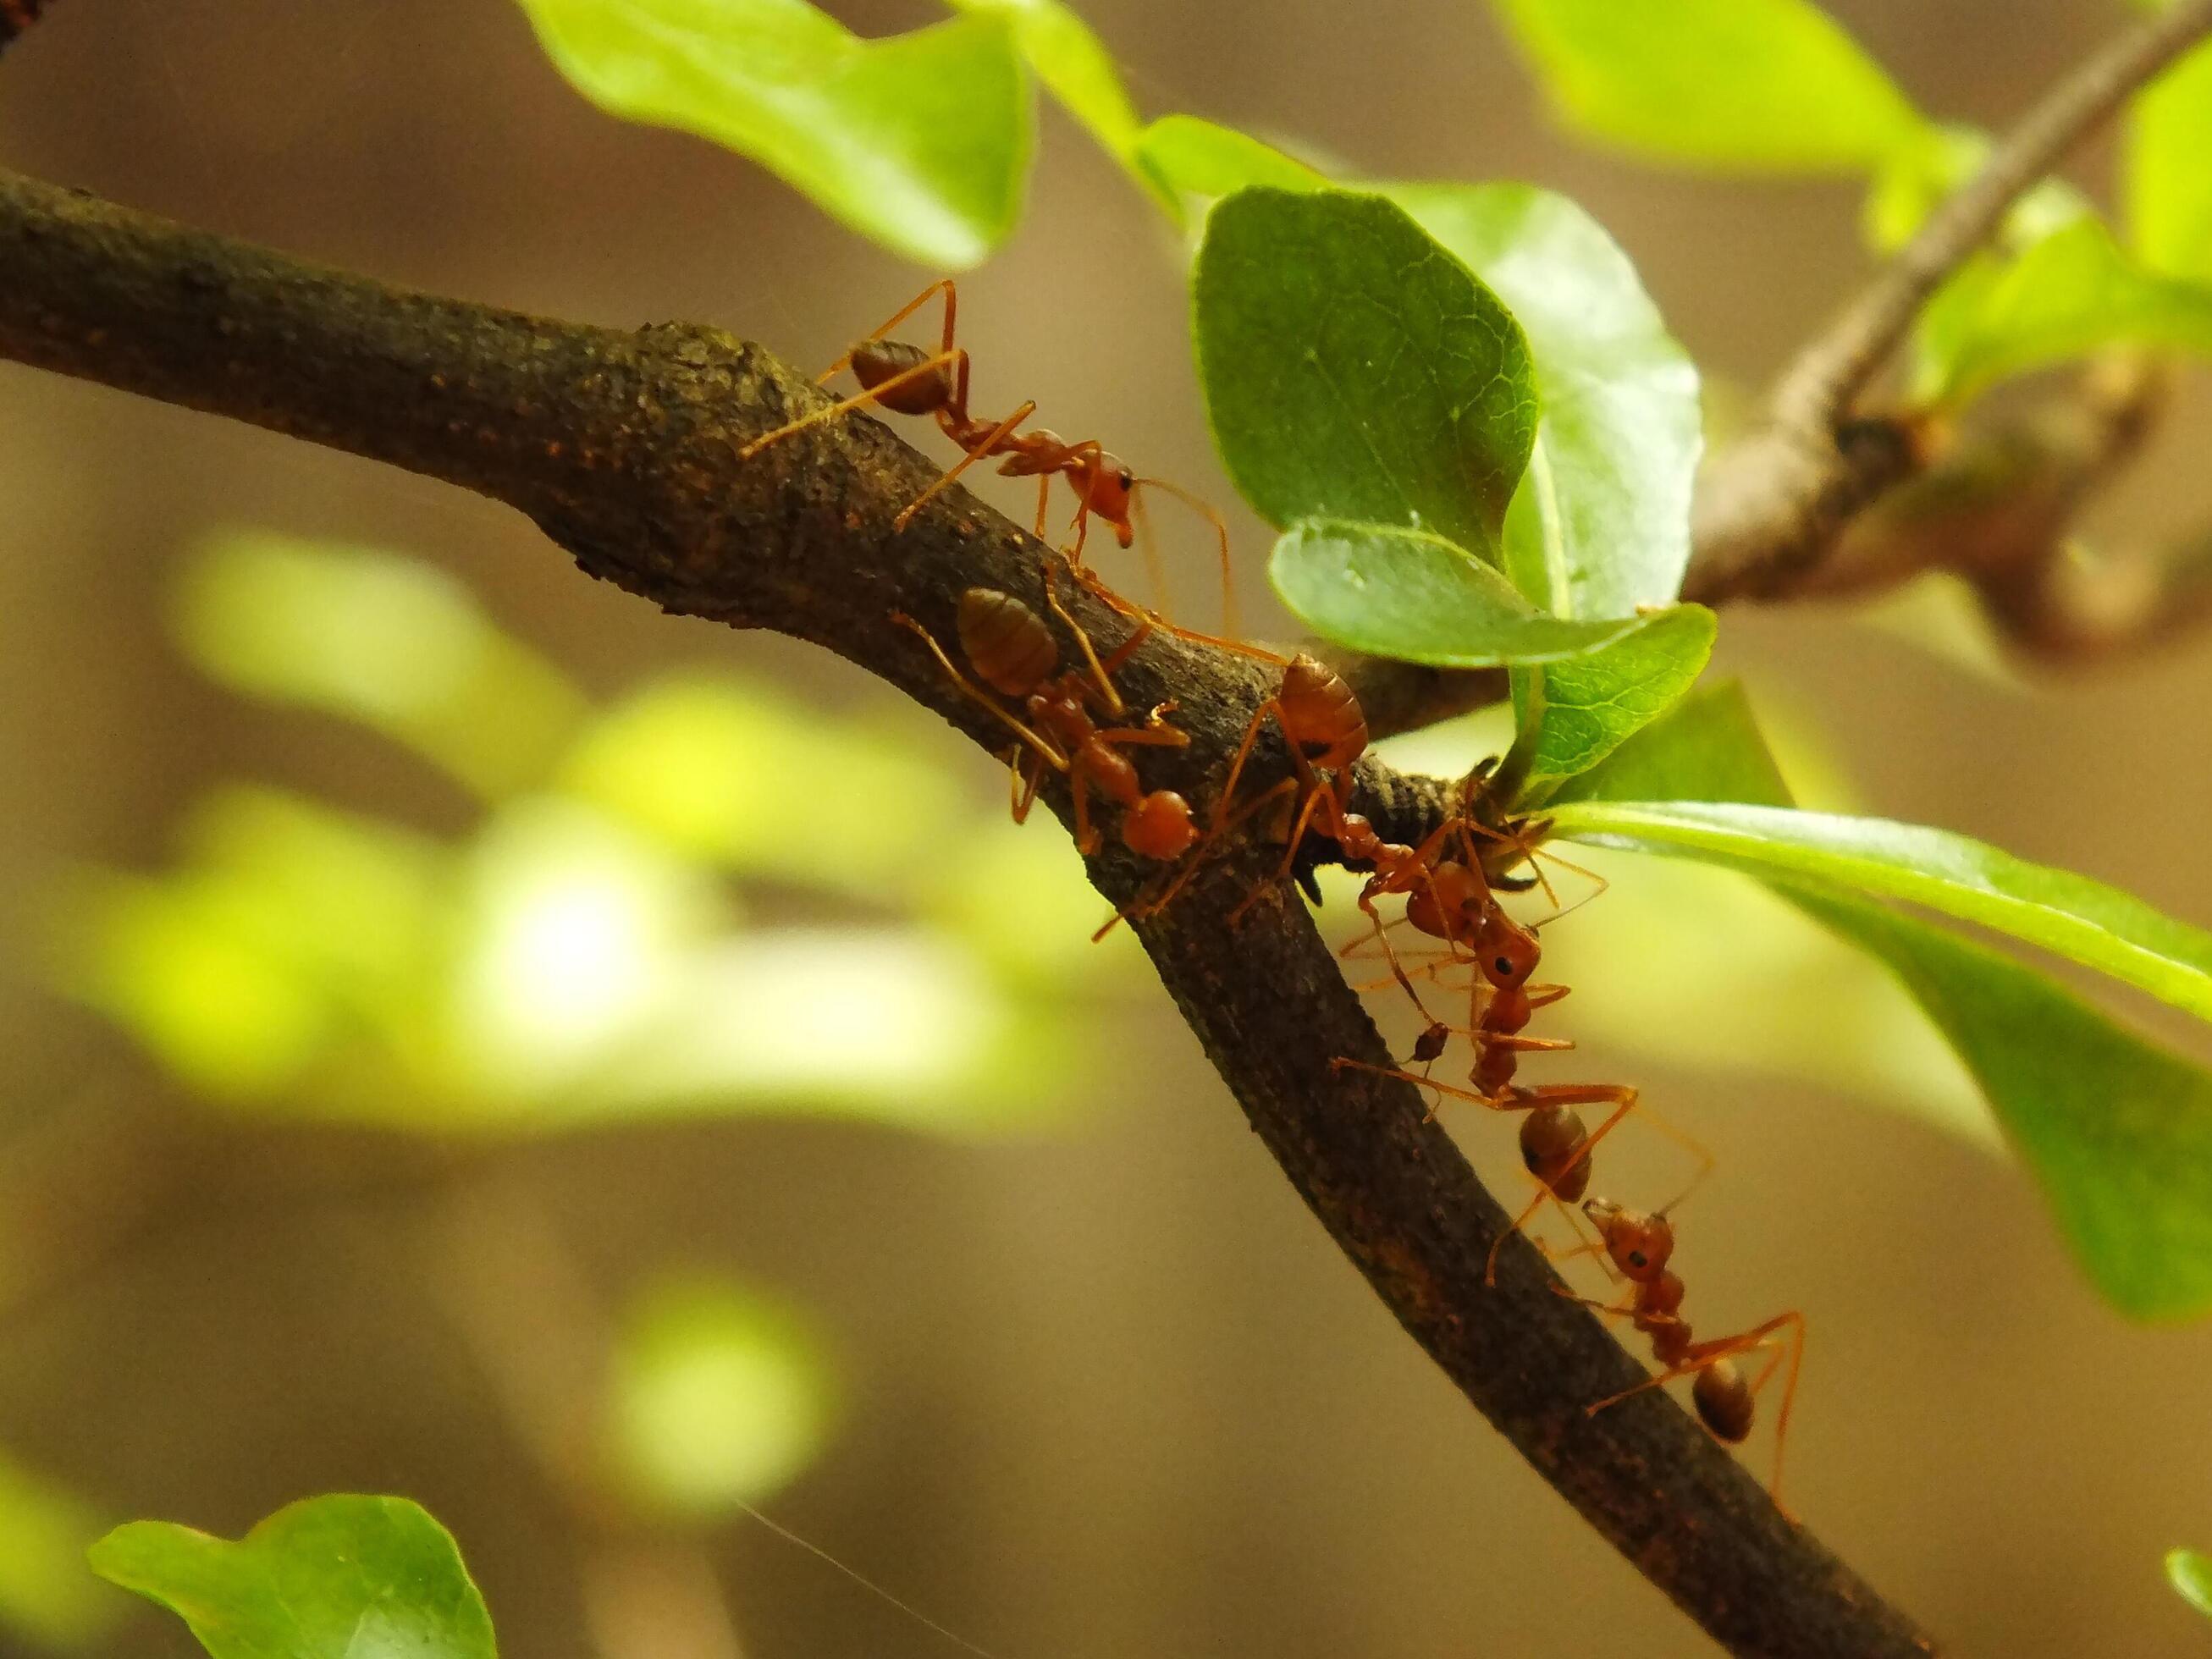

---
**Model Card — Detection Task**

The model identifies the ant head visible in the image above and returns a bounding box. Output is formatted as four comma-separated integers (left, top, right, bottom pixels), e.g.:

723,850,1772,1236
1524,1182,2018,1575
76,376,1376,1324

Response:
1084,451,1139,542
1476,910,1542,990
1123,791,1198,861
1581,1199,1674,1282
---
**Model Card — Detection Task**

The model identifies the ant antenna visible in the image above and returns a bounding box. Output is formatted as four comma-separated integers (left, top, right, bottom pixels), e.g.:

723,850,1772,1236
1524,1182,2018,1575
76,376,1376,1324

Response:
1134,475,1239,639
733,1499,1012,1659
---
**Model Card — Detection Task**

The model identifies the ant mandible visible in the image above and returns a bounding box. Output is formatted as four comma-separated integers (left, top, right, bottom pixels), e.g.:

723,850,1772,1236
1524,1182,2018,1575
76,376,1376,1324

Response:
1561,1197,1807,1515
891,566,1199,862
741,280,1238,631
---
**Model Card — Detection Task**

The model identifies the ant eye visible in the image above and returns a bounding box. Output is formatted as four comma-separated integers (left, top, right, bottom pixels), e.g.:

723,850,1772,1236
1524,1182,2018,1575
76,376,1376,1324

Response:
1628,1252,1647,1268
1117,469,1134,488
1494,956,1513,978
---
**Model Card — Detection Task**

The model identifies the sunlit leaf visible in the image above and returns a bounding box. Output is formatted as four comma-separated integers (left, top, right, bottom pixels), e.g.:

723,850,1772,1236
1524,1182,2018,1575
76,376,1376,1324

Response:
514,0,1030,267
178,532,584,798
2129,36,2212,281
1487,0,1926,174
610,1277,833,1518
1194,188,1536,560
0,1452,116,1646
580,929,1068,1133
1547,796,2212,1021
560,672,965,898
1509,605,1716,796
1134,114,1323,202
1270,520,1667,666
2170,1548,2212,1619
58,870,338,1098
1923,218,2212,405
1562,682,2212,1318
179,789,444,1012
444,798,728,1106
91,1495,495,1659
1389,182,1701,616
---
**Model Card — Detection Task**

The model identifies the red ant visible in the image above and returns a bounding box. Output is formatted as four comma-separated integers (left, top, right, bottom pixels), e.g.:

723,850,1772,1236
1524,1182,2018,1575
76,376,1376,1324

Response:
742,280,1238,630
891,569,1199,862
1558,1197,1807,1515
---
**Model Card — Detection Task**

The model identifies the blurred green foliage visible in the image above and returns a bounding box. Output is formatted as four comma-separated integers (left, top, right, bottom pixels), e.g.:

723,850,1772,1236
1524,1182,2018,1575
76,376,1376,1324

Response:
0,1455,119,1649
59,530,1123,1136
2169,1546,2212,1619
38,531,1139,1637
609,1278,834,1518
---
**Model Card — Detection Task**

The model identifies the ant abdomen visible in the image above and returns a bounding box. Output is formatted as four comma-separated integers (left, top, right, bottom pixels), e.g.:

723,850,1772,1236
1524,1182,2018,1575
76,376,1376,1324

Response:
1693,1359,1756,1443
850,339,953,415
956,587,1057,697
1277,654,1367,772
1520,1105,1590,1202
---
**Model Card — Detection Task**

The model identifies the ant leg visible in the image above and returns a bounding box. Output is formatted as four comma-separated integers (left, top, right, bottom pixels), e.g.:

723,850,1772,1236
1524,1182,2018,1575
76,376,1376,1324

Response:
1033,475,1054,540
1095,724,1191,749
1069,762,1100,857
1009,751,1046,824
1230,782,1330,924
1484,1084,1637,1286
1042,560,1140,715
741,350,967,460
895,399,1040,532
815,278,957,383
1645,1101,1718,1218
1327,1058,1519,1116
890,612,1068,769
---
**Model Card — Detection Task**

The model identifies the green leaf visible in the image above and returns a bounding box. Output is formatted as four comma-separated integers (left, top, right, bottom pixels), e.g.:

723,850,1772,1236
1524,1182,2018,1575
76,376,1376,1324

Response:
610,1278,834,1517
1562,682,2212,1318
2128,37,2212,281
1925,218,2212,405
91,1495,496,1659
1548,679,1789,808
1790,884,2212,1319
1269,519,1661,665
1511,606,1717,795
1134,114,1324,201
1547,796,2212,1022
2170,1548,2212,1619
514,0,1030,267
1487,0,1926,174
1193,188,1537,559
1387,183,1701,616
947,0,1172,213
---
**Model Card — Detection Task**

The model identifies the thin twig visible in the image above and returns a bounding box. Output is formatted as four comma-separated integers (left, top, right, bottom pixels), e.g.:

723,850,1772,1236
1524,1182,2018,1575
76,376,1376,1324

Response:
0,168,1933,1656
1773,0,2212,428
1686,0,2212,608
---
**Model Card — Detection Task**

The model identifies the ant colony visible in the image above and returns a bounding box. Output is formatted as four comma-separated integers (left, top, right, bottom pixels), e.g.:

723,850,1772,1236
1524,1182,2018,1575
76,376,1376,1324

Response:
746,283,1807,1513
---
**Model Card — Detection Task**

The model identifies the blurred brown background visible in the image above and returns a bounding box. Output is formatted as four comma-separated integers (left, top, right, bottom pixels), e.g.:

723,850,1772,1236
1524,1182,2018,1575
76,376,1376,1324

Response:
7,2,2212,1655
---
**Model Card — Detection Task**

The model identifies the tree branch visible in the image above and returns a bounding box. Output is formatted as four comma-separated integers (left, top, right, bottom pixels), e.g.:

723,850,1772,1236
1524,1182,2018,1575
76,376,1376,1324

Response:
1685,0,2212,607
0,169,1935,1656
